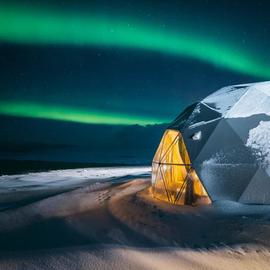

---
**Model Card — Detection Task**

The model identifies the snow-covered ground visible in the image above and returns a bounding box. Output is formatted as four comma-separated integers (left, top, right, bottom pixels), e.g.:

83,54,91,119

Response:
0,166,151,191
1,178,270,270
0,166,151,209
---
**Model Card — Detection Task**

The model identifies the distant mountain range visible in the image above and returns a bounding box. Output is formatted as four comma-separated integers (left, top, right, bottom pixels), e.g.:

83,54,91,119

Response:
0,115,168,173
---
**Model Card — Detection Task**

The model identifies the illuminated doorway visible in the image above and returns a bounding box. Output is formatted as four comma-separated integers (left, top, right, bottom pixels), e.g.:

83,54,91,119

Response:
152,129,211,205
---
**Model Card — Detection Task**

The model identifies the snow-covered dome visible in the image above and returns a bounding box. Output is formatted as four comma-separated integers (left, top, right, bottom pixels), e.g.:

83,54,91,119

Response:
152,81,270,205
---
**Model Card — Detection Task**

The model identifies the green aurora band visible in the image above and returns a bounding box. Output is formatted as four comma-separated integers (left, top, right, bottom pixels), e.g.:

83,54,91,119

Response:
1,5,270,125
0,5,270,78
0,101,168,126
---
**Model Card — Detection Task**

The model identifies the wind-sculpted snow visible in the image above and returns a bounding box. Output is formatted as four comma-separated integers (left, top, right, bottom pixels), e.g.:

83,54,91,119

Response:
246,121,270,172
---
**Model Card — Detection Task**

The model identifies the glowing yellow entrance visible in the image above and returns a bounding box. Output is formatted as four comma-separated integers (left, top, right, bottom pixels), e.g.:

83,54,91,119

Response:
152,129,211,205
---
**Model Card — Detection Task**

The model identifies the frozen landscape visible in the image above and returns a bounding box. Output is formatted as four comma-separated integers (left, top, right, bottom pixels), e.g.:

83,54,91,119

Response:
0,167,151,210
1,1,270,268
1,167,270,269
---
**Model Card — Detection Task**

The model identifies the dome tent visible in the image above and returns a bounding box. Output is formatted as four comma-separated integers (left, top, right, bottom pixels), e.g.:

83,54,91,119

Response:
152,81,270,205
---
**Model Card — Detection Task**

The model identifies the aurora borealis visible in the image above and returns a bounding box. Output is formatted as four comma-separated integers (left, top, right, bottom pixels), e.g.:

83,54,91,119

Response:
1,0,270,164
0,4,270,78
0,101,166,126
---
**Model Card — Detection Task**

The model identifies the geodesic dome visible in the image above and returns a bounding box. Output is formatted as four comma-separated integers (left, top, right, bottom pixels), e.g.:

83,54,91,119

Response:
152,81,270,205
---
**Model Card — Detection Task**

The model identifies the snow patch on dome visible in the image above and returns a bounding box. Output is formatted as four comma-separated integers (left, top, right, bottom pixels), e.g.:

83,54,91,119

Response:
202,81,270,118
202,85,249,115
226,82,270,118
246,121,270,171
188,117,221,129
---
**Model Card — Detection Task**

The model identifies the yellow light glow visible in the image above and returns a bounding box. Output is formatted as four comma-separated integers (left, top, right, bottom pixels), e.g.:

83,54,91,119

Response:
152,129,211,205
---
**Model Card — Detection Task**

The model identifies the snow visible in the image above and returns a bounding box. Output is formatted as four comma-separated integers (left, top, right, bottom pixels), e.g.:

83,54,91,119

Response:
202,156,219,165
202,81,270,118
183,103,202,126
1,179,270,270
201,151,239,166
226,82,270,118
193,104,201,115
0,166,151,191
1,244,270,270
188,117,221,129
202,84,249,115
246,121,270,172
191,131,202,140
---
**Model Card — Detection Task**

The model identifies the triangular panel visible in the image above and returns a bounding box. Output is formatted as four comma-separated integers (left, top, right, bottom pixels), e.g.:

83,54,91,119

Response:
239,168,270,204
193,119,258,201
152,129,211,205
182,117,221,162
152,163,170,202
226,115,270,145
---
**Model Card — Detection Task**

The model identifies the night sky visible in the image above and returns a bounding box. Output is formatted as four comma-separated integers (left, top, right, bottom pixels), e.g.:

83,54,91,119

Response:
1,0,270,166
